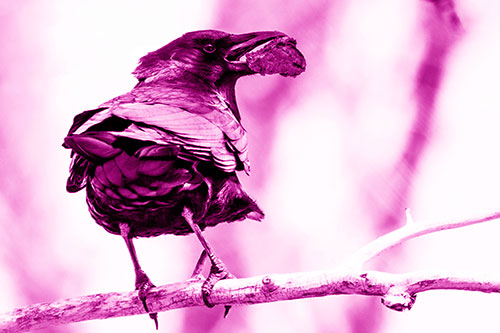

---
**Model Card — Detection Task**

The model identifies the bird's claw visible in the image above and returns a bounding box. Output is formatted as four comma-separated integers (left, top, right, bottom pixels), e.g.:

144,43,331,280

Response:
135,269,159,330
201,257,235,317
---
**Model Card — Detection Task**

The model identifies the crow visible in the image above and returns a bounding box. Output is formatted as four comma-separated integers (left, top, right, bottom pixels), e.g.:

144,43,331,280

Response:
63,29,305,328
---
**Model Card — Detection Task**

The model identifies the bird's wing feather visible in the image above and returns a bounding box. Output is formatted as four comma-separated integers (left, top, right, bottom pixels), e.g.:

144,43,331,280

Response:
66,102,248,173
112,103,224,144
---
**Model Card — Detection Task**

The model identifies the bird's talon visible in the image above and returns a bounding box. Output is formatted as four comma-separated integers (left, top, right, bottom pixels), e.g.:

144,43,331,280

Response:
201,259,235,313
223,305,231,318
135,270,159,329
150,313,159,330
202,292,216,308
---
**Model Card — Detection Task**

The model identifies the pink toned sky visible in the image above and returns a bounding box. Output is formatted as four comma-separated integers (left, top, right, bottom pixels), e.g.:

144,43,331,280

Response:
2,0,500,332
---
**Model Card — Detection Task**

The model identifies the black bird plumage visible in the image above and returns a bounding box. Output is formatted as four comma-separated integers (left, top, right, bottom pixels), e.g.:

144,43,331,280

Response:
63,29,305,327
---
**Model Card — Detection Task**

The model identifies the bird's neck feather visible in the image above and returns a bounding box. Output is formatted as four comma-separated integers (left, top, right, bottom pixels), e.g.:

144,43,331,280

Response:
216,74,241,121
134,71,243,122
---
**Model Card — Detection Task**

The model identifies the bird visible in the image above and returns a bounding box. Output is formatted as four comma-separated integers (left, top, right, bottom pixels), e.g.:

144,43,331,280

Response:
63,29,305,328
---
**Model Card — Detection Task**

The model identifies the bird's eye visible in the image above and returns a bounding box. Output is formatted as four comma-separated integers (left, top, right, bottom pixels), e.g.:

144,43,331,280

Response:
203,44,216,53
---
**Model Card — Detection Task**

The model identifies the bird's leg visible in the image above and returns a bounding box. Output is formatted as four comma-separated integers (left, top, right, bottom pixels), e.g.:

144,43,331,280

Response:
119,223,159,330
191,250,208,278
182,208,234,315
192,249,235,317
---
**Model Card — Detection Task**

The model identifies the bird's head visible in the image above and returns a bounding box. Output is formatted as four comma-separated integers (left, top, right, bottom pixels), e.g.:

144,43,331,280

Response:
132,29,288,85
132,30,305,120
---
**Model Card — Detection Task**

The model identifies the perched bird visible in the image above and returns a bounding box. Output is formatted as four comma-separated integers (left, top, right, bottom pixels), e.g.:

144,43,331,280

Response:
63,29,305,328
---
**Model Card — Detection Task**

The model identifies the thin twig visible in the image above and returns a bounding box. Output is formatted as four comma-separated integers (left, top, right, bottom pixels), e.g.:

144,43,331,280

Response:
344,210,500,268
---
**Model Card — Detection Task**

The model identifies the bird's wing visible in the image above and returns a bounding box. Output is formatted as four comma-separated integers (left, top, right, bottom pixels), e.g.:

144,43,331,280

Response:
65,102,249,173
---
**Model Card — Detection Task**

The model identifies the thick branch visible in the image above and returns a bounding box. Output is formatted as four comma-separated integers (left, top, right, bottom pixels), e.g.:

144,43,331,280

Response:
2,270,500,332
4,209,500,331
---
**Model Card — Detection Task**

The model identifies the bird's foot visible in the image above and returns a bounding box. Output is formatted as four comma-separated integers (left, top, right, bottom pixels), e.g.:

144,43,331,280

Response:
135,269,159,330
202,255,235,317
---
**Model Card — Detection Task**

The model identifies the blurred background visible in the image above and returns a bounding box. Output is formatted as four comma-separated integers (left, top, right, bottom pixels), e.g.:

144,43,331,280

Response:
2,0,500,332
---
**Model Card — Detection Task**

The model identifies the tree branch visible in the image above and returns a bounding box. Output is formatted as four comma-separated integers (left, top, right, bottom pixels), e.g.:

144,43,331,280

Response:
3,209,500,332
3,269,500,332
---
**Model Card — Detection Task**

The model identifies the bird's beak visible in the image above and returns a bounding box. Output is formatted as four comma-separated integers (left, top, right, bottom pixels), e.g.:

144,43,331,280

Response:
225,31,287,73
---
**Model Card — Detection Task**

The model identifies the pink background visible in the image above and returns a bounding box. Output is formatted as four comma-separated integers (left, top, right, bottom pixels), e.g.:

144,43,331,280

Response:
2,0,500,332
